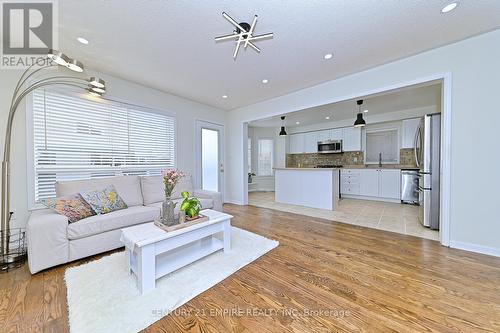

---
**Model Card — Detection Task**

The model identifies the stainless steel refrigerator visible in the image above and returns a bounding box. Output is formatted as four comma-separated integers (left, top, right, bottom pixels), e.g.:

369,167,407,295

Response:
415,114,441,230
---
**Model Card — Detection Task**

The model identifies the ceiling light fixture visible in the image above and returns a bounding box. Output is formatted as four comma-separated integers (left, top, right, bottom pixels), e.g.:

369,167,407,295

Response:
353,100,366,127
295,121,300,125
324,53,333,60
215,12,274,60
222,95,228,99
279,116,287,136
325,116,330,120
363,109,369,113
262,79,268,84
90,86,106,94
77,37,89,45
441,2,458,13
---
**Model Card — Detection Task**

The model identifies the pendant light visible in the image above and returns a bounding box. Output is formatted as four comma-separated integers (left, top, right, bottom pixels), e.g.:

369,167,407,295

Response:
279,116,287,136
354,99,366,127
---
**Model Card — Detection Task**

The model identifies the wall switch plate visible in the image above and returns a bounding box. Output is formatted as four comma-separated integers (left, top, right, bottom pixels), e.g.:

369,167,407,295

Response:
354,157,358,162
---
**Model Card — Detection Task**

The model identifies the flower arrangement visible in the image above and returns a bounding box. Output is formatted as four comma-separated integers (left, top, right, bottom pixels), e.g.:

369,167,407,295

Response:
161,169,185,198
179,191,202,220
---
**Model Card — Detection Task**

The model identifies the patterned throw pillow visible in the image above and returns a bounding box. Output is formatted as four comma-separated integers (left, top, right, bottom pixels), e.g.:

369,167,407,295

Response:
42,193,96,223
80,185,128,215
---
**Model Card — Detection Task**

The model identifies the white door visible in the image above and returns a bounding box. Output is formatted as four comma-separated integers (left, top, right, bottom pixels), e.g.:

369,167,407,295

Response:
195,121,224,197
359,169,379,197
379,170,401,199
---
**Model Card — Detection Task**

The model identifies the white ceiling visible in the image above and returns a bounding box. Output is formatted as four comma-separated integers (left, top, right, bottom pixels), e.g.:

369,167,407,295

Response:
58,1,500,110
249,83,442,128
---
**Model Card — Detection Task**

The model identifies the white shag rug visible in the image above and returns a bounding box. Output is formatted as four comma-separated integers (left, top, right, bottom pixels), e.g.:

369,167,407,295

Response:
64,227,278,333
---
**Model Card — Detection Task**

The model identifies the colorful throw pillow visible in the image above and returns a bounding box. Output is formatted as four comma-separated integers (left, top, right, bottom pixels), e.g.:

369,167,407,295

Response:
42,194,96,223
80,185,128,215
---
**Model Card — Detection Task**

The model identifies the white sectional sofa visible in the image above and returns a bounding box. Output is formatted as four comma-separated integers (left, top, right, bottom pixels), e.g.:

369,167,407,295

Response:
26,175,222,274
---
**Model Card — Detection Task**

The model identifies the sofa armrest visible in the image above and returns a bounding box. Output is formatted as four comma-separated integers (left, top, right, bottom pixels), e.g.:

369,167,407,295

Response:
27,209,69,274
193,189,223,212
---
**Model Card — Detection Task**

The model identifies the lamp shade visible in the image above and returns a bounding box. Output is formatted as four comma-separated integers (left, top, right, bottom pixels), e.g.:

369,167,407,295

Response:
89,77,105,88
279,126,287,136
47,49,69,66
67,59,84,72
354,113,366,127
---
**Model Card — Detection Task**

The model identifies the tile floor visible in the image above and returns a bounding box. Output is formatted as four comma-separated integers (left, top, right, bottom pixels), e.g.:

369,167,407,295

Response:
248,191,439,241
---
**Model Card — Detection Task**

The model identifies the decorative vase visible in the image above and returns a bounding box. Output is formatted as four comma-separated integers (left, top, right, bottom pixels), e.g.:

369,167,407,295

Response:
161,197,177,226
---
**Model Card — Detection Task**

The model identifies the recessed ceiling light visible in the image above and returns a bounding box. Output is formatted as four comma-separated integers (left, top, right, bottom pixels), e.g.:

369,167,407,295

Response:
441,2,458,13
363,109,369,113
262,79,269,84
325,116,330,120
77,37,89,45
324,53,333,60
222,95,228,99
295,121,300,125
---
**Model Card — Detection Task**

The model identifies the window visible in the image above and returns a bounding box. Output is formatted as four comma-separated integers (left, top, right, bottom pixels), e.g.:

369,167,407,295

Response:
31,89,175,202
365,129,399,164
257,138,273,176
247,137,252,173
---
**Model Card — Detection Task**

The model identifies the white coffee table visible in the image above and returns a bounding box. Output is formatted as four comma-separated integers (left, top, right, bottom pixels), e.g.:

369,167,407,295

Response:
120,209,232,294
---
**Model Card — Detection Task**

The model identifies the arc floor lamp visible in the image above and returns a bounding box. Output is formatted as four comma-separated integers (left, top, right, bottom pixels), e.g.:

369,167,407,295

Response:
0,49,106,270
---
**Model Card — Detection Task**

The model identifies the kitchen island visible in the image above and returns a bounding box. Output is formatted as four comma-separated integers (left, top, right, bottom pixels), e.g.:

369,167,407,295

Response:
274,168,340,210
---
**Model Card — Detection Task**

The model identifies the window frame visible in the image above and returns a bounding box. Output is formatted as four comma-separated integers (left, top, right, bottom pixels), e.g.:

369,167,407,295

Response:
363,127,400,165
257,138,274,176
26,87,178,209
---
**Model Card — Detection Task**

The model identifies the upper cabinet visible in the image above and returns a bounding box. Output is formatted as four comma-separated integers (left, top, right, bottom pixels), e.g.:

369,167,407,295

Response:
289,133,305,154
288,126,362,154
402,118,421,149
343,127,361,152
303,132,319,153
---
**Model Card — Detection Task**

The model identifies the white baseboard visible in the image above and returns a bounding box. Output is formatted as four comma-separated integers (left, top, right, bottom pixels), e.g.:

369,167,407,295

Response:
224,199,245,205
341,194,401,204
449,241,500,257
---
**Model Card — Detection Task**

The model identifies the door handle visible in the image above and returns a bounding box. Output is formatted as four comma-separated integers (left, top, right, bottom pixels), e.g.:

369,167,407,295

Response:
414,125,420,167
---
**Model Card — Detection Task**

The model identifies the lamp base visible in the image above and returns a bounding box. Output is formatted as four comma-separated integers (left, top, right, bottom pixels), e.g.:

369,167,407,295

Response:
0,228,27,272
0,252,27,272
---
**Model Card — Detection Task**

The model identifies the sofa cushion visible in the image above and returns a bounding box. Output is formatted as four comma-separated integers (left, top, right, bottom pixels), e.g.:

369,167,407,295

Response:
67,206,160,240
56,176,143,207
42,193,95,223
140,175,194,204
146,197,213,214
80,185,128,214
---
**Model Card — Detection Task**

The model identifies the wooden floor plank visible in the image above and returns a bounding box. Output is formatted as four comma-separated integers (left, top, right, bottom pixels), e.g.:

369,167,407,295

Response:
1,204,500,333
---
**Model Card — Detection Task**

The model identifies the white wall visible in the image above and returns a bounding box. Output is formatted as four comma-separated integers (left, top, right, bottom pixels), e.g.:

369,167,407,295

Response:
0,70,226,228
247,126,285,191
226,29,500,254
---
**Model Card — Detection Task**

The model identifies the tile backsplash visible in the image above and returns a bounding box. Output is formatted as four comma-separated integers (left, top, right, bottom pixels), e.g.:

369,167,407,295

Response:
286,148,417,167
286,151,364,168
399,148,417,166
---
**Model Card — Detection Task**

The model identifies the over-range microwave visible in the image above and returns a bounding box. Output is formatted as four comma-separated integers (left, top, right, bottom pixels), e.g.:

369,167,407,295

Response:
317,140,343,154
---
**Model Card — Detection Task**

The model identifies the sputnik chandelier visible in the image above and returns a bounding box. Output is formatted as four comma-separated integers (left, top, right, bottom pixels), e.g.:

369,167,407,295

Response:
215,12,274,60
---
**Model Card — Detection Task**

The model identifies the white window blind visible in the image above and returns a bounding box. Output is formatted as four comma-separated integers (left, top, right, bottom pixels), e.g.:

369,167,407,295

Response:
365,129,399,164
257,138,273,176
32,89,175,201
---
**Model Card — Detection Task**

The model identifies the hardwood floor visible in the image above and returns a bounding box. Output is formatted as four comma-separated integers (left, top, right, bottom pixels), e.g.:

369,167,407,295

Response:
1,204,500,332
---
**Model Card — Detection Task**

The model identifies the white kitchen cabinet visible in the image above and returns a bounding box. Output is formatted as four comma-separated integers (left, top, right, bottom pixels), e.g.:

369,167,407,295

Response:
289,133,304,154
379,170,401,199
303,132,319,153
359,169,379,197
402,118,421,149
341,168,401,201
330,128,343,140
343,127,362,151
316,130,330,142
